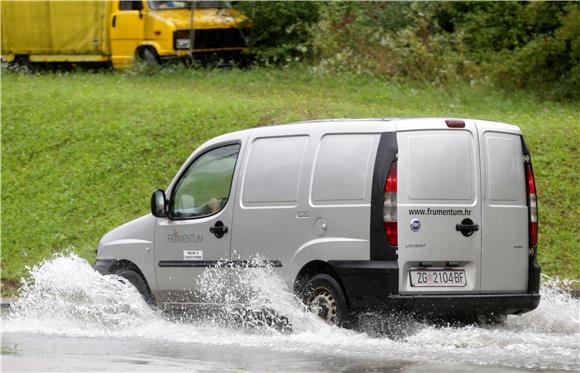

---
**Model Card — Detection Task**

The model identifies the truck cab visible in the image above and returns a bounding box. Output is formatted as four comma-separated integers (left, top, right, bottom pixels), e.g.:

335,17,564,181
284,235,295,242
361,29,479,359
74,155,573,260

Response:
110,0,248,67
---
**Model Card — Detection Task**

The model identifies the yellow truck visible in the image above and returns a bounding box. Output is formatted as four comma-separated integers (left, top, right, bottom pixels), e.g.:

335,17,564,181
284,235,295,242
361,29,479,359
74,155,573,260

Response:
1,0,249,68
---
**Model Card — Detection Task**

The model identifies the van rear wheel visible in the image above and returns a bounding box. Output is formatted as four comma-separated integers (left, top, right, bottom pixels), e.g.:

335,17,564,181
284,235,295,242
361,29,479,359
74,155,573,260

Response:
300,274,349,327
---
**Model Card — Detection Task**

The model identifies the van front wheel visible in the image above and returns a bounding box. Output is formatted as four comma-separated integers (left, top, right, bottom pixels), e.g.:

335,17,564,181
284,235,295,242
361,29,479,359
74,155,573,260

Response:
300,274,349,327
114,268,155,306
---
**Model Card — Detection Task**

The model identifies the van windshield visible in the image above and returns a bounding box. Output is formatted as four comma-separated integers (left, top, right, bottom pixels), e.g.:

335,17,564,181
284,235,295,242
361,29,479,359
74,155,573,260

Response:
148,1,228,10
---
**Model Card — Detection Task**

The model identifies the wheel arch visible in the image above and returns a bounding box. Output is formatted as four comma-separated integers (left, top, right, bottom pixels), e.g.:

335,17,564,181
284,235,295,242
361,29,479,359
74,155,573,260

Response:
135,42,162,59
110,259,154,298
294,260,350,307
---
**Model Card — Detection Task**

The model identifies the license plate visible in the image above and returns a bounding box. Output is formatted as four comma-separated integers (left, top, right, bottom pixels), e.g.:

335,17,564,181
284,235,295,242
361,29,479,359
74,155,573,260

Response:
410,269,466,287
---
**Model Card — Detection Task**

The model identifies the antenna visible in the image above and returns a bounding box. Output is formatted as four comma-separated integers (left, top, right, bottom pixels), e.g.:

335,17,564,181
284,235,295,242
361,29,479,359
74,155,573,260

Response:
189,0,196,60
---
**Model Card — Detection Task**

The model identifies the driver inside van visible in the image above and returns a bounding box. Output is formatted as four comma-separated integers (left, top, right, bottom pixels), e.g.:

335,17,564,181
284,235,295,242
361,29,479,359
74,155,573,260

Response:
207,198,222,214
177,195,222,217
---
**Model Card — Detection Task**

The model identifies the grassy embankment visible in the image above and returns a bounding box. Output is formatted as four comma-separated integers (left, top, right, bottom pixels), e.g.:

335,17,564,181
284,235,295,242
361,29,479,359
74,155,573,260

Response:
1,67,578,295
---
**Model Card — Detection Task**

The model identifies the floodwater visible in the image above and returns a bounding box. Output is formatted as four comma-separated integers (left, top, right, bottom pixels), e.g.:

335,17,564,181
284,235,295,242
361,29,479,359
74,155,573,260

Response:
2,254,579,372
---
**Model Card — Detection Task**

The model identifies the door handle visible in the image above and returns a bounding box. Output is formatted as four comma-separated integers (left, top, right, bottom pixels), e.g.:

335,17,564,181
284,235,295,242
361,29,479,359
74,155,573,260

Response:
456,218,479,237
112,15,117,28
209,220,228,239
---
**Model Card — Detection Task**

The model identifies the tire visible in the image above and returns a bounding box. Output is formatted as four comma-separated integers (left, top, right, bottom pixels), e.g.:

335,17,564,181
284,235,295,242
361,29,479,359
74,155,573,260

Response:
138,47,160,65
114,268,155,306
12,55,37,72
299,274,350,327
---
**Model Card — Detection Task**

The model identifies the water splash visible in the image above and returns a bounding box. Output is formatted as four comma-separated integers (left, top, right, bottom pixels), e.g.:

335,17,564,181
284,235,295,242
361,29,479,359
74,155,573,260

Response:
196,255,332,333
507,276,579,334
2,254,579,371
6,254,158,336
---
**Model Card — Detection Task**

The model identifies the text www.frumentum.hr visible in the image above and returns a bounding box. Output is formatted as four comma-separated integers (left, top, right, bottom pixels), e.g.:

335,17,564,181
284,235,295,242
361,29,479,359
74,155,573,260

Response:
408,208,472,216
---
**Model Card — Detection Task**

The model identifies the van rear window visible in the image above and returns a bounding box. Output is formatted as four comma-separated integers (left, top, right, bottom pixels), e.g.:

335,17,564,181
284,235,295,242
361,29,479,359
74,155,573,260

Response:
406,132,475,201
484,133,526,204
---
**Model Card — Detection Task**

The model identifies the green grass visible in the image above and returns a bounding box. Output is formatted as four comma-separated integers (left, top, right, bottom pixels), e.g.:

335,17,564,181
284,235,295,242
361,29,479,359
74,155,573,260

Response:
1,66,579,294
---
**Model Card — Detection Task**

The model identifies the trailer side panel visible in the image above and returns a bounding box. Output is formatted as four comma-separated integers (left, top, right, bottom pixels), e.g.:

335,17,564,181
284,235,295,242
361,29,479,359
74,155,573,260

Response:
1,1,110,57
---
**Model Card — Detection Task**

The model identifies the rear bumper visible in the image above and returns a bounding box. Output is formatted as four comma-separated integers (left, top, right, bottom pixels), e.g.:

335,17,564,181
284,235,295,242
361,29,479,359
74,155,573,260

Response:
389,293,540,317
329,260,541,317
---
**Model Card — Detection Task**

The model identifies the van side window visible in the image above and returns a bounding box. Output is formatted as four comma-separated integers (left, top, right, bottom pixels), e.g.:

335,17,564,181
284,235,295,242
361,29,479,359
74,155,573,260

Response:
119,0,143,11
242,135,309,207
312,134,378,204
171,144,240,219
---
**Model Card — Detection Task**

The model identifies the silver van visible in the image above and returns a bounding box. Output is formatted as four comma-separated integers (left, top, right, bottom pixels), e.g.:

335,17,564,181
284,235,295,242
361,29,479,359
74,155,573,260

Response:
94,118,540,325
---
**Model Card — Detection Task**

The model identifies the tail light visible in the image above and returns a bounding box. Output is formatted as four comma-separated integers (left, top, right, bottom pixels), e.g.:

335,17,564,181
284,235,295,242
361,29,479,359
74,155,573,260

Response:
525,162,538,248
384,161,398,246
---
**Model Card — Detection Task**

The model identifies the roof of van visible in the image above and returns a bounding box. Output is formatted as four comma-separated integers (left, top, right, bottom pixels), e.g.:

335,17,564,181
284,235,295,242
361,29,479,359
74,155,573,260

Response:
281,117,520,132
287,117,514,125
200,117,520,149
289,118,397,124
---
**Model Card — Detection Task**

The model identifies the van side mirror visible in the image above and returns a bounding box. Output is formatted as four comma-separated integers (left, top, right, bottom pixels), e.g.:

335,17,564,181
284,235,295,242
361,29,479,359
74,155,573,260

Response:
151,189,167,218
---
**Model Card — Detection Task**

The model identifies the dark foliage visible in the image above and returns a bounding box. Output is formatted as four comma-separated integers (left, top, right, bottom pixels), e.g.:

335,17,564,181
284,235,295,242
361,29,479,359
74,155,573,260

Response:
234,1,580,100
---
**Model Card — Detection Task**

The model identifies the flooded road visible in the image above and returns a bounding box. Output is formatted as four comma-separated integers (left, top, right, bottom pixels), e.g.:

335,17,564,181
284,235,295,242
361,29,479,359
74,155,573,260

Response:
2,255,579,372
2,332,538,372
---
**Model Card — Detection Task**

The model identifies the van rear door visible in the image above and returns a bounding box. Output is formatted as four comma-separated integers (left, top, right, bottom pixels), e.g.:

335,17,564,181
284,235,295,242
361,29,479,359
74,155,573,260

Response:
476,120,528,292
397,119,482,293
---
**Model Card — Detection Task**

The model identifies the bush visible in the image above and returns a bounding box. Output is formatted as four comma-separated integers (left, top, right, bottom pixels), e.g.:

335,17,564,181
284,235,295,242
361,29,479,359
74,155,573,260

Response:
310,3,469,84
236,1,321,64
443,1,579,99
235,1,579,100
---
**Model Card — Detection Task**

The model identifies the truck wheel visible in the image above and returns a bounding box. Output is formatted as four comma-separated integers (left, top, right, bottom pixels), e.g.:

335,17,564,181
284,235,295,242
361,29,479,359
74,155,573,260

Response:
13,55,36,72
138,47,160,65
114,268,155,306
300,274,350,327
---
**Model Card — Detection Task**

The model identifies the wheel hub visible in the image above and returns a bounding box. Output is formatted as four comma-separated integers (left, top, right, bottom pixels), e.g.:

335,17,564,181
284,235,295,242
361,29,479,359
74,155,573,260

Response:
308,287,337,324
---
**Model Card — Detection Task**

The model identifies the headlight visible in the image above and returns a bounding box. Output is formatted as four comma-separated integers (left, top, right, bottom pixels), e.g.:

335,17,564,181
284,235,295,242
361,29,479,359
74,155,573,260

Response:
176,38,191,49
